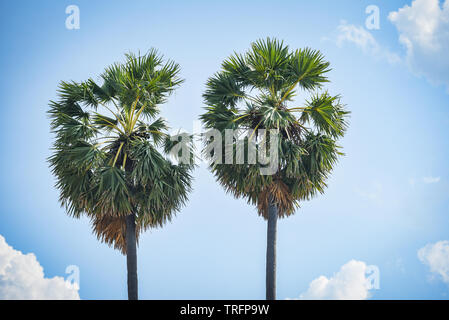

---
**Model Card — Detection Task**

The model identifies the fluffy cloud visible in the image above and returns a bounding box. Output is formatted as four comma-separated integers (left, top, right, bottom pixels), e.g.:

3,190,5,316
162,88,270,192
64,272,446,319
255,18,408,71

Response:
294,260,376,300
336,21,400,64
0,235,80,300
389,0,449,90
418,240,449,283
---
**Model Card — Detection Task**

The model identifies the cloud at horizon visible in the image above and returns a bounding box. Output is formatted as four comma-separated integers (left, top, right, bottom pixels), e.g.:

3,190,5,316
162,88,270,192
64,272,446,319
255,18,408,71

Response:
0,235,80,300
418,240,449,284
292,260,376,300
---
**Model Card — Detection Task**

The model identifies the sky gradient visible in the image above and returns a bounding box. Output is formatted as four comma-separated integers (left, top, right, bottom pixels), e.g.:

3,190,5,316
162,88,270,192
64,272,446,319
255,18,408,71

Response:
0,0,448,299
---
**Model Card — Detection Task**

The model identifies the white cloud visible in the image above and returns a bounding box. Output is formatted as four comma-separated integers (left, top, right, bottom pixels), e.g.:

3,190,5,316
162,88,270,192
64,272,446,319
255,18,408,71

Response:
423,176,441,184
0,235,80,300
336,21,400,64
418,240,449,283
294,260,376,300
389,0,449,90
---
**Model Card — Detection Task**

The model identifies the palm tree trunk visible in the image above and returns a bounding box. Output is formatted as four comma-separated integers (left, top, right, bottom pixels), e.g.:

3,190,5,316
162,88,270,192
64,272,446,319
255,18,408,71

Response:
266,201,278,300
125,213,138,300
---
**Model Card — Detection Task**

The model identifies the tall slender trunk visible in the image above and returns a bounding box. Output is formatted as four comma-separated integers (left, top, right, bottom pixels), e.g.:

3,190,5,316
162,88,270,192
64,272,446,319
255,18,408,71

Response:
125,213,138,300
266,201,278,300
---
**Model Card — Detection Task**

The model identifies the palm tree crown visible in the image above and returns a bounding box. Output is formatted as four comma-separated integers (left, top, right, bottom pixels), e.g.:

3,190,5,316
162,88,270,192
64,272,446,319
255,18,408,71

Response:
49,50,193,231
48,51,194,299
201,38,349,218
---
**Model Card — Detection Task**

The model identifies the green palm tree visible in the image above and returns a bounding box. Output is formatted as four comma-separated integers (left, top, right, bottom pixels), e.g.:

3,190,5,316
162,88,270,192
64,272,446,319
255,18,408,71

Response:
200,38,349,300
48,50,194,300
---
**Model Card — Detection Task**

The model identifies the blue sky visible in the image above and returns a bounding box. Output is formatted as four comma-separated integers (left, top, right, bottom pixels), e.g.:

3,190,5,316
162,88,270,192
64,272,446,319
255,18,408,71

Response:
0,0,448,299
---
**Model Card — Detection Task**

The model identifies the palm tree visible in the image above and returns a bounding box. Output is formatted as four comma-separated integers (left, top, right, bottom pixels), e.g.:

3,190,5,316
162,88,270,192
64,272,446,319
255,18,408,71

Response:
48,50,194,300
200,38,349,300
